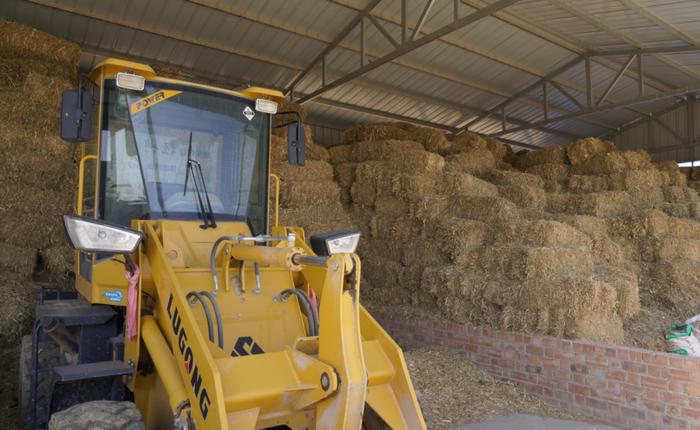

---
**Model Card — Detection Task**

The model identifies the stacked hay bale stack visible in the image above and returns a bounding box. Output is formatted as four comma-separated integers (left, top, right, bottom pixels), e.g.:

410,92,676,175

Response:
330,124,653,342
270,104,353,237
330,125,638,343
0,22,81,345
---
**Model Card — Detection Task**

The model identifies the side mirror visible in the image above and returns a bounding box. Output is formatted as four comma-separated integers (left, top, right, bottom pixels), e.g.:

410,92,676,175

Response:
60,78,96,143
287,121,306,166
273,111,305,166
62,215,143,254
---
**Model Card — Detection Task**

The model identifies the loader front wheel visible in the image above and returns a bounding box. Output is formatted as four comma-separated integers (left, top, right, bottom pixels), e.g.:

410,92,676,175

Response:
48,400,145,430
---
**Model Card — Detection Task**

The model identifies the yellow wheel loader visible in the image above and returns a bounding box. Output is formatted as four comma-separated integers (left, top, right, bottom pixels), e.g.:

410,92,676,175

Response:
18,58,426,430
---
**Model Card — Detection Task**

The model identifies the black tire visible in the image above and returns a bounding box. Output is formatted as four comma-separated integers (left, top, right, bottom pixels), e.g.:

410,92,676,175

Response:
17,335,58,429
48,400,145,430
362,405,391,430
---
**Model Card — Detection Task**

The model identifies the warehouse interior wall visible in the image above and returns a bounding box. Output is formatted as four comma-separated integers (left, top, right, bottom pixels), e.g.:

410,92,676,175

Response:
613,97,700,163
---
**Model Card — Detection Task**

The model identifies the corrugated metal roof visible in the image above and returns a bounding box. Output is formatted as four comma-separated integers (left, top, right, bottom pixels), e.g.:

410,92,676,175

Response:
1,0,699,150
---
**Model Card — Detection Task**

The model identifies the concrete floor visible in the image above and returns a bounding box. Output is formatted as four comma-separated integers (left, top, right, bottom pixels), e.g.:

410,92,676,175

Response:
461,414,620,430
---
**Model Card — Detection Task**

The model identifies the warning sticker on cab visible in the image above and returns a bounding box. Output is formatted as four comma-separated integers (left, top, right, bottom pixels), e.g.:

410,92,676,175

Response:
130,90,182,115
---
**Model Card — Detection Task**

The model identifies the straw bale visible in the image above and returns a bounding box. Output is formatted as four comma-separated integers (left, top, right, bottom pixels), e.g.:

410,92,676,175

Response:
655,237,700,262
334,162,357,190
513,146,567,169
497,184,545,217
0,180,73,248
396,123,450,154
401,240,446,267
279,180,341,208
432,218,489,262
369,215,423,240
661,203,691,218
568,312,624,344
691,181,700,193
468,246,593,282
625,150,653,169
522,220,592,250
594,266,640,320
621,169,665,209
0,242,36,278
281,205,352,227
655,159,681,176
440,172,498,197
447,133,510,161
348,162,403,205
656,259,700,313
331,140,425,164
665,171,688,187
0,73,72,134
41,245,73,274
518,247,593,281
0,277,39,347
446,132,488,152
484,137,511,162
567,175,608,194
545,193,570,214
328,144,352,165
566,137,615,166
517,276,617,323
274,99,307,122
574,151,627,175
391,174,439,202
384,150,445,174
444,149,496,175
483,170,543,189
568,191,633,217
374,197,411,217
454,195,521,222
663,185,700,203
524,163,570,183
273,160,334,182
0,21,80,78
269,131,330,163
690,202,700,220
609,210,700,240
555,215,635,266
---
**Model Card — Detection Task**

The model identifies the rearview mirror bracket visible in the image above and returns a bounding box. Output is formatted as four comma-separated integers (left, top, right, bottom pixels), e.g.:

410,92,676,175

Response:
273,111,306,166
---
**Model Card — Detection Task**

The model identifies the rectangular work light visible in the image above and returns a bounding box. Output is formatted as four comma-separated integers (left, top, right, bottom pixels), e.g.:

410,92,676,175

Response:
255,98,278,114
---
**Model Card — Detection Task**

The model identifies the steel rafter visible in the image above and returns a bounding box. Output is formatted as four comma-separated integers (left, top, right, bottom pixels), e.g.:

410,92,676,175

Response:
460,0,673,92
284,0,382,95
296,0,521,104
548,0,700,83
190,0,630,133
490,86,700,137
462,55,585,130
616,0,700,49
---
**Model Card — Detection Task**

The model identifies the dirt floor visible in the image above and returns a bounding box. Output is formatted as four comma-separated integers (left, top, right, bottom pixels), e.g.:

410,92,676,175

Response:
405,346,582,429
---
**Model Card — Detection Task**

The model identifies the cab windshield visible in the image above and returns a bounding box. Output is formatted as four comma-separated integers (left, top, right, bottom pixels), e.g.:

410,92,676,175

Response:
99,80,269,234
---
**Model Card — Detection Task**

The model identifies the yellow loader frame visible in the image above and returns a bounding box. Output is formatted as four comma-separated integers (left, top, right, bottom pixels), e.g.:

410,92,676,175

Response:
68,59,426,429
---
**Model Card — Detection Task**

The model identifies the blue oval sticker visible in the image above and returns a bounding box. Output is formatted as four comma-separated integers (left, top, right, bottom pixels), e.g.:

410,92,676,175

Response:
103,290,124,303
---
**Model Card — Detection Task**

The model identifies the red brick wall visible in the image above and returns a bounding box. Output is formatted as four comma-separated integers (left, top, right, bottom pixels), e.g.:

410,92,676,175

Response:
375,314,700,430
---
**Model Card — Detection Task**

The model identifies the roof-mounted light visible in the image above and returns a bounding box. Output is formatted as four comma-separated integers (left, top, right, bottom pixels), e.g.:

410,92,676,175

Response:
255,98,278,114
116,72,145,91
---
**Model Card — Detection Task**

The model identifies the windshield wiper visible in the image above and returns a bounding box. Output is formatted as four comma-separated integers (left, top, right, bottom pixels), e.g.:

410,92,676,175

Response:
183,132,217,229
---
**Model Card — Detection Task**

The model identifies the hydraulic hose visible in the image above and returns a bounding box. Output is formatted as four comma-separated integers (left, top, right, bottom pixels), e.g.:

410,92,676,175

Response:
282,288,318,337
199,290,224,349
186,292,214,344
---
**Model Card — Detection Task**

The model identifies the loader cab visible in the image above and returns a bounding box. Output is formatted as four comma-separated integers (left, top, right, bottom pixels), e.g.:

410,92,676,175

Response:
60,58,304,305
